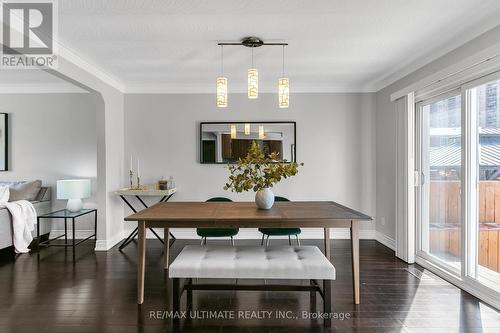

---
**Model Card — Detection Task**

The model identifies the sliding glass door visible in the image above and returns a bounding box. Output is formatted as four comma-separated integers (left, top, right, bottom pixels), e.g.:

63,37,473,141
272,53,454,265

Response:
417,91,462,272
466,76,500,290
416,72,500,297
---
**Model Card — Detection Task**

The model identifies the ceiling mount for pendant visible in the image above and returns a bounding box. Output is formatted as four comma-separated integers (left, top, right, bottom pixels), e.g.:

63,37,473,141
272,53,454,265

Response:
218,37,287,47
241,36,264,48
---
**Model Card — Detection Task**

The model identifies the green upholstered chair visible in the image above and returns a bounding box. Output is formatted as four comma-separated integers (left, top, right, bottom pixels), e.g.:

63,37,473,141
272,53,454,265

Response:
259,196,301,246
197,197,238,245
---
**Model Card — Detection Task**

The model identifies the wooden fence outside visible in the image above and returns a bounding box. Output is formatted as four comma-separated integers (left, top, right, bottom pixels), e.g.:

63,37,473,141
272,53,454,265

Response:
430,181,500,224
429,180,500,273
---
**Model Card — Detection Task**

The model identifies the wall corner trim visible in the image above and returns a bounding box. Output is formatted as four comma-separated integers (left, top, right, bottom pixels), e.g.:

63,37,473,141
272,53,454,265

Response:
95,231,124,251
375,231,396,251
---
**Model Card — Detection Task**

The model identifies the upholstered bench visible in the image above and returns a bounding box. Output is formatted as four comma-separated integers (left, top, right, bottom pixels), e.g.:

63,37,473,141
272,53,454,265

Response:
169,245,336,327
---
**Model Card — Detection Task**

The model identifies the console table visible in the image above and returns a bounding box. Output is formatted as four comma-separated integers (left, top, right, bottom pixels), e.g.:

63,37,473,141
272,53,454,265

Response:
115,187,176,251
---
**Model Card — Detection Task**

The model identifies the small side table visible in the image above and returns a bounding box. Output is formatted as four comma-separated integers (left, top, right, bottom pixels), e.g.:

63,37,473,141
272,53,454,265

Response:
37,209,97,260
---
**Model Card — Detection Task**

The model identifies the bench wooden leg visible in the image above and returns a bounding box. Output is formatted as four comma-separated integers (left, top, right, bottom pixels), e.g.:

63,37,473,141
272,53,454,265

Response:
323,279,332,327
173,278,180,312
186,278,193,309
309,280,316,311
172,278,180,327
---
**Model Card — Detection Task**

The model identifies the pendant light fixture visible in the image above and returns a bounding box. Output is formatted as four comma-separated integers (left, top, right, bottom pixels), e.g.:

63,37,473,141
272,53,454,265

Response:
245,123,251,135
230,124,237,139
217,37,288,107
216,45,228,108
248,47,258,99
278,45,289,108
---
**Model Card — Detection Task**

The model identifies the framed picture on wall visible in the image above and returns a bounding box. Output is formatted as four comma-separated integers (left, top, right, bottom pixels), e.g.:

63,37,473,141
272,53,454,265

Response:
0,113,8,171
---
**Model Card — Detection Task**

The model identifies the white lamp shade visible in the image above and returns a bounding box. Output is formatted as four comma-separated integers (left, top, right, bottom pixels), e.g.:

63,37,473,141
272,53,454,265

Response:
57,179,91,199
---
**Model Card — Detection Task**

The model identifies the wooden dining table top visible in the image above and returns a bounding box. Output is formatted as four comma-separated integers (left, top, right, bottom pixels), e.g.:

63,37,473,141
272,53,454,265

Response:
124,201,372,228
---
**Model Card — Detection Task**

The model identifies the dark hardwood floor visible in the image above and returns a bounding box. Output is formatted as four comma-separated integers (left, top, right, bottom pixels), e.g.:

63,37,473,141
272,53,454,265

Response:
0,239,499,333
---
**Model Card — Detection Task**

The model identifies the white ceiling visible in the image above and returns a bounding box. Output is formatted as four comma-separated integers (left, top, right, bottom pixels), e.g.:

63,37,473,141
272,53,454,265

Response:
4,0,500,93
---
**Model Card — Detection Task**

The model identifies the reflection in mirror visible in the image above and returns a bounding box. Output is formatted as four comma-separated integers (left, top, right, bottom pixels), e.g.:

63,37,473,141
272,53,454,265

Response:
200,122,296,164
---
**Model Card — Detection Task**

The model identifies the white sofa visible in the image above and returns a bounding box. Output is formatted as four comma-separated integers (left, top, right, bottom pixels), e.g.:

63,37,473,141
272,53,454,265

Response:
0,182,52,250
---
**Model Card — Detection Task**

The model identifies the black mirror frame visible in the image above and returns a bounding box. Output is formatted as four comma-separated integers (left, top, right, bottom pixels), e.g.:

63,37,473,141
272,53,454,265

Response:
199,121,296,164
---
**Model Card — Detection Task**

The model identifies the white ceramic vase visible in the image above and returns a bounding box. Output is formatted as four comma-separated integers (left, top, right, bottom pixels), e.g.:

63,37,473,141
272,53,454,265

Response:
255,188,275,210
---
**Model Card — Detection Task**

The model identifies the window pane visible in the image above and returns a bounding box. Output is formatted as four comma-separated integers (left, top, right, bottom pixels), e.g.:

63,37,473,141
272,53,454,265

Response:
471,79,500,288
421,94,462,269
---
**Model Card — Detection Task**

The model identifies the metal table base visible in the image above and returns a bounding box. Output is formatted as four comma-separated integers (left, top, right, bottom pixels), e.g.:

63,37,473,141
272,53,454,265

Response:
119,193,175,251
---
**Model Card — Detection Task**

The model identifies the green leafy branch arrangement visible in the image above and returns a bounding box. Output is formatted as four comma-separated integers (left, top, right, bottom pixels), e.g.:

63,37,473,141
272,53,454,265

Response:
223,141,303,193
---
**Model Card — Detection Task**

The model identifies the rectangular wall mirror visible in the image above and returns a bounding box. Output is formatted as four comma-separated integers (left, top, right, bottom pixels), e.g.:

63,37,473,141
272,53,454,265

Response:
200,122,296,164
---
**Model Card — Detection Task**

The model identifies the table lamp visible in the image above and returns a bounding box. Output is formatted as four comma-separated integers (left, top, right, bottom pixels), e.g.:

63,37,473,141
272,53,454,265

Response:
57,179,91,212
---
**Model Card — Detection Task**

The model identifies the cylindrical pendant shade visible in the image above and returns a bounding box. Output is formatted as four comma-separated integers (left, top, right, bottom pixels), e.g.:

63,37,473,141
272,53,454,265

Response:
230,124,237,139
57,179,91,199
259,125,265,139
278,77,289,108
248,68,258,99
216,76,228,108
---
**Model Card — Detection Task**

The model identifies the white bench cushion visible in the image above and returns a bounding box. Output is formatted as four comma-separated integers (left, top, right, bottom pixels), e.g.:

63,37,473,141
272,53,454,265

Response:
169,245,336,280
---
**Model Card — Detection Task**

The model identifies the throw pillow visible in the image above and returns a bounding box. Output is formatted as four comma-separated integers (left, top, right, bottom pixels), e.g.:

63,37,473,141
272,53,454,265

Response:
8,180,42,202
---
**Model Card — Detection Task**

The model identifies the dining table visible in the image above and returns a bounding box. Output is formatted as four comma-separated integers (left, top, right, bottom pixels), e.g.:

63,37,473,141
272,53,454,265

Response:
124,201,372,305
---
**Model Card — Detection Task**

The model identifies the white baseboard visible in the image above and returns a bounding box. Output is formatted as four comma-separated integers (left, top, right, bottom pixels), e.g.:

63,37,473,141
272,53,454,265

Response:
50,229,124,251
95,231,124,251
50,229,95,239
375,231,395,250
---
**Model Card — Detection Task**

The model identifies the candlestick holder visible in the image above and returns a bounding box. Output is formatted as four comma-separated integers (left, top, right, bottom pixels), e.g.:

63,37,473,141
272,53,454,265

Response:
129,170,134,189
137,176,141,189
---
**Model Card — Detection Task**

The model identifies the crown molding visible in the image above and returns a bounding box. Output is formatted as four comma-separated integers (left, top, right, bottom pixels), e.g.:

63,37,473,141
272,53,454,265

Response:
4,16,497,96
0,83,88,94
123,83,377,94
57,45,126,93
390,43,500,101
369,22,500,92
0,9,126,93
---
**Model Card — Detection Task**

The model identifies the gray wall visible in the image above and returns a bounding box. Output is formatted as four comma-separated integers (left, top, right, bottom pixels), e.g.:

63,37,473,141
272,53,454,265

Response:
375,25,500,240
0,93,97,233
125,93,376,239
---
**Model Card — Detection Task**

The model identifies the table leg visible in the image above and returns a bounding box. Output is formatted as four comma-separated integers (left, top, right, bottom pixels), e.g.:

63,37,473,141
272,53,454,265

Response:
149,228,164,244
136,195,148,209
163,228,170,270
323,228,331,261
119,194,175,250
36,217,40,251
119,228,138,251
137,221,146,304
120,195,138,213
161,193,177,241
351,220,360,304
72,218,76,262
64,218,68,245
94,210,98,247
